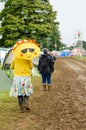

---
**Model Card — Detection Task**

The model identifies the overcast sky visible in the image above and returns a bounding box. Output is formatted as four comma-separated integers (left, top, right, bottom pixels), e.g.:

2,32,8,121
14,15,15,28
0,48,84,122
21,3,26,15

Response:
50,0,86,46
0,2,4,11
0,1,86,46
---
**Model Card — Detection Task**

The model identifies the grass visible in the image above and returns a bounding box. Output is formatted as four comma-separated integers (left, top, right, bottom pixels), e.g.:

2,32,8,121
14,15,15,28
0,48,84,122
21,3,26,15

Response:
0,91,38,129
71,56,86,62
0,91,18,129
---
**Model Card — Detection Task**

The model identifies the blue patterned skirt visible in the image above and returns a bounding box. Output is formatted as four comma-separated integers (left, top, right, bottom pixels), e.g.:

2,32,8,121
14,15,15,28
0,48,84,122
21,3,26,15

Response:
10,76,33,97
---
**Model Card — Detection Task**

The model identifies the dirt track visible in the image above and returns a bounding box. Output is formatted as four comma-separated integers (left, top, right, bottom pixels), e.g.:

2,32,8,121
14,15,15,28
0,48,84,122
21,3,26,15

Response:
16,58,86,130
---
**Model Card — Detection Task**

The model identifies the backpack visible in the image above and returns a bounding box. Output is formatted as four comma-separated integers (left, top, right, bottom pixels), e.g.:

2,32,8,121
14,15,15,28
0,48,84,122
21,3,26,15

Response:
41,56,48,67
38,54,54,74
40,55,50,73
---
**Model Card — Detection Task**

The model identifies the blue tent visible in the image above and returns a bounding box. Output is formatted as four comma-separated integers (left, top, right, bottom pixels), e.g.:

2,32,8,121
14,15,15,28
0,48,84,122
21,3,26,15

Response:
61,50,70,57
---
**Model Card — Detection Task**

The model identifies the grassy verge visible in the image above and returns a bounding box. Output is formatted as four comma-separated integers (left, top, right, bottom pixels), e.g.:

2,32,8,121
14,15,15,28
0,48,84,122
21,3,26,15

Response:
71,56,86,62
0,91,19,129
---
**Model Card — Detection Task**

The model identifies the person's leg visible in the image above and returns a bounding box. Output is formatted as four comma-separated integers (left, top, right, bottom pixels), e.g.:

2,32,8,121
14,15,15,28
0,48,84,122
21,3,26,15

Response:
18,95,24,112
15,77,24,112
23,95,30,111
41,73,47,90
47,73,51,90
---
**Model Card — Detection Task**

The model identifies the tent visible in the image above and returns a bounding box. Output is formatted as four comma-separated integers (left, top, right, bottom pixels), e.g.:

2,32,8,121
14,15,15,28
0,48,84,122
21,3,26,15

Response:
61,50,70,57
0,49,13,91
0,70,12,91
2,49,14,69
0,47,11,66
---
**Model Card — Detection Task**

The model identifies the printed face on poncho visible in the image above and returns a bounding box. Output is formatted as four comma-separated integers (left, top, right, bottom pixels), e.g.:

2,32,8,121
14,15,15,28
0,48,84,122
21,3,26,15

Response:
12,39,40,60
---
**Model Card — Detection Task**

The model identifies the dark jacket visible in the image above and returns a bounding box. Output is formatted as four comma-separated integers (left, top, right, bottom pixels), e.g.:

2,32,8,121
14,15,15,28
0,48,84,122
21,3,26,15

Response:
38,53,54,74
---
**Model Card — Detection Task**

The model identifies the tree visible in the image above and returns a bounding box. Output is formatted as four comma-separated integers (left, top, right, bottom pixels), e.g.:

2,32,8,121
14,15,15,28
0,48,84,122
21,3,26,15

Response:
49,25,61,50
59,43,67,50
0,0,60,47
83,41,86,50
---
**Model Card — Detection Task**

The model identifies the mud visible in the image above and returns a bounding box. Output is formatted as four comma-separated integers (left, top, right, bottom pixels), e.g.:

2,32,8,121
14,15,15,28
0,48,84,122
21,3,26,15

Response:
17,58,86,130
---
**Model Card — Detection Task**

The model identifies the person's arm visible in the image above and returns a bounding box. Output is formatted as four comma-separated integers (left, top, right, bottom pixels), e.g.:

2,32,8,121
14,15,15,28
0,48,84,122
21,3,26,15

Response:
48,55,54,72
38,61,40,71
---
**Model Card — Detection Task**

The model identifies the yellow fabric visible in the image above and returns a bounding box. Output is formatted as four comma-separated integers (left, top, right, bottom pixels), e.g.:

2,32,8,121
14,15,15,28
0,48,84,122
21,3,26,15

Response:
12,40,40,60
10,57,33,77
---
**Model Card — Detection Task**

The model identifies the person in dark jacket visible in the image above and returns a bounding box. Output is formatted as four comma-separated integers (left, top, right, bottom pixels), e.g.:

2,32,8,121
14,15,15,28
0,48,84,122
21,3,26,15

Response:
38,48,54,91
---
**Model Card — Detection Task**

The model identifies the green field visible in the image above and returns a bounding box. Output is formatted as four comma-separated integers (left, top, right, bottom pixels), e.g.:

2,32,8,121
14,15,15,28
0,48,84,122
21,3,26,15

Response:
72,56,86,62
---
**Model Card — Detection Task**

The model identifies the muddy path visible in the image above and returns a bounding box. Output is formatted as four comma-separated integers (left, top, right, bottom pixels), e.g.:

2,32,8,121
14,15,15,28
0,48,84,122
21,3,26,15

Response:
15,58,86,130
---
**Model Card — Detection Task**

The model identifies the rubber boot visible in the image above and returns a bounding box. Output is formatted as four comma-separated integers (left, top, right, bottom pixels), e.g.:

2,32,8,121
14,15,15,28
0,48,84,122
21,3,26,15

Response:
48,85,51,91
23,95,30,111
18,96,24,113
43,84,46,91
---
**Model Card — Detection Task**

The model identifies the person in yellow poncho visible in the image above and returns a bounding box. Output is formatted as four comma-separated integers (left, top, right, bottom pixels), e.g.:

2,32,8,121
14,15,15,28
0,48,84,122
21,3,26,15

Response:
10,39,40,113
